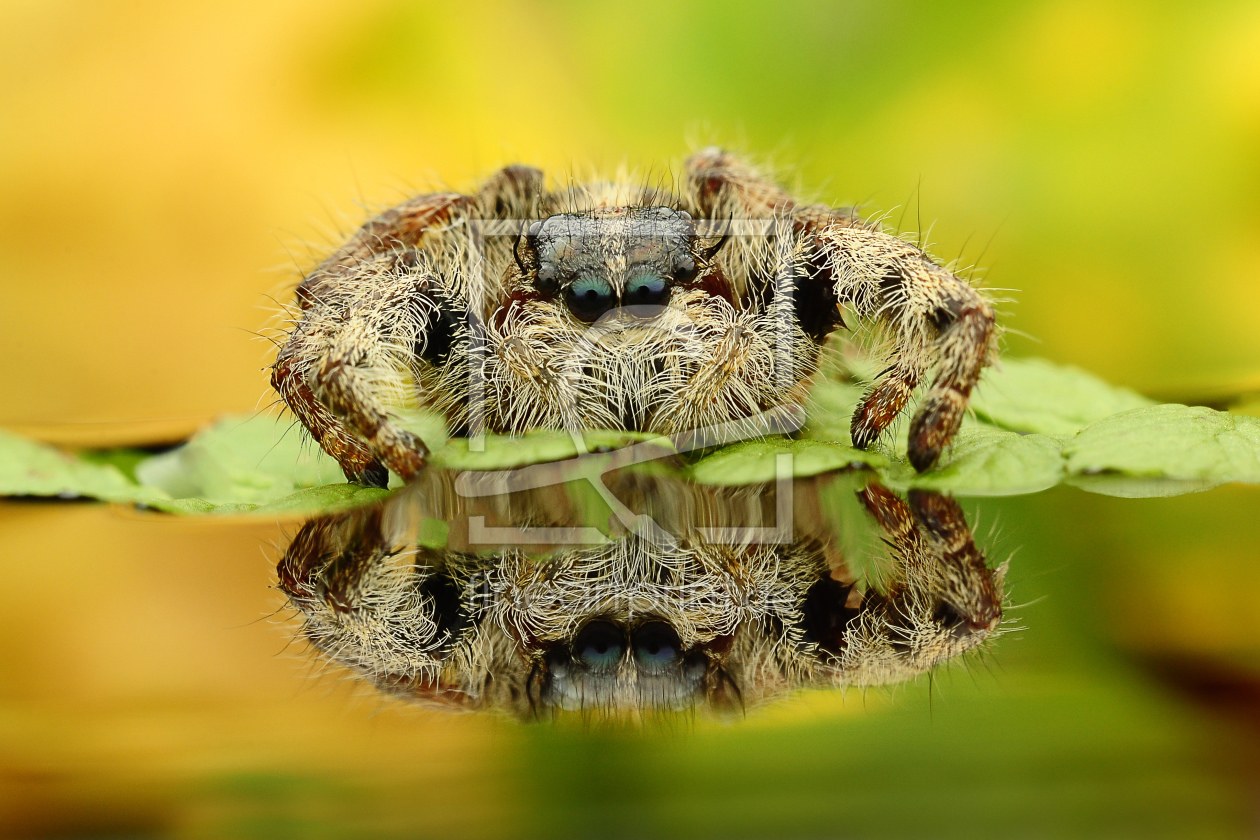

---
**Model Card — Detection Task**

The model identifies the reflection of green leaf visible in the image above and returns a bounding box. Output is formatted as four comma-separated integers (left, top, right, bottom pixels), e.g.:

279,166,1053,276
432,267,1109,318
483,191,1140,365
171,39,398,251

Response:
972,357,1153,435
143,484,390,516
690,428,1065,496
1063,474,1226,499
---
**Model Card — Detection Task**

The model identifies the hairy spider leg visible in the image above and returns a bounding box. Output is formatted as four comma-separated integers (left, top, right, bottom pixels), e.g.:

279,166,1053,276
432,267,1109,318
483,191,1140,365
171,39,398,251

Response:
274,169,546,483
682,147,996,472
820,484,1002,686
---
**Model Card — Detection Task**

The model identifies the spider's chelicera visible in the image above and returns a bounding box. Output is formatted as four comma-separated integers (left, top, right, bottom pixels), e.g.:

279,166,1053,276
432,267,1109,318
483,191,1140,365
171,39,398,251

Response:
272,149,998,485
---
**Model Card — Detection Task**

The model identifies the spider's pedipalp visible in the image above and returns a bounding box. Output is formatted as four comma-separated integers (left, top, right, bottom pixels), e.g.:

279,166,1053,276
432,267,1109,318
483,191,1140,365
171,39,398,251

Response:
272,337,386,485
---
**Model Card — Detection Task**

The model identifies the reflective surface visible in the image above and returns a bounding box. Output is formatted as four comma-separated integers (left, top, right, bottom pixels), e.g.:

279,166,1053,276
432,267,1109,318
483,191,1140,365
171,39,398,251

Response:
3,486,1259,837
277,461,1004,717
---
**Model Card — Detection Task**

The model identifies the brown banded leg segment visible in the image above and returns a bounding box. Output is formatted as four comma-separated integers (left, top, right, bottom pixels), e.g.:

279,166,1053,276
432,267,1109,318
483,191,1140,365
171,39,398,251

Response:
906,302,995,471
682,147,796,219
849,362,921,451
272,344,387,486
277,512,346,603
813,225,996,471
824,483,1003,685
277,506,389,611
275,260,434,487
296,193,476,310
314,332,431,485
298,263,456,485
857,482,932,585
907,489,1002,633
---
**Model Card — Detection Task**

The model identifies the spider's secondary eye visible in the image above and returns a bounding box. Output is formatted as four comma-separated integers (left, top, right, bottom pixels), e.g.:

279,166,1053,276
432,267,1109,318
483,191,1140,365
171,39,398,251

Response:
564,275,616,322
672,256,697,283
573,620,625,671
624,272,669,306
632,621,682,673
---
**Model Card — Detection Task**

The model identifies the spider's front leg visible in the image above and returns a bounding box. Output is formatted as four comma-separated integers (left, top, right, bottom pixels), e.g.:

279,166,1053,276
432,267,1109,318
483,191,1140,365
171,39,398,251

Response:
314,262,467,485
276,168,544,485
275,251,468,486
682,148,993,470
274,192,475,485
275,280,447,488
814,223,997,471
273,337,387,486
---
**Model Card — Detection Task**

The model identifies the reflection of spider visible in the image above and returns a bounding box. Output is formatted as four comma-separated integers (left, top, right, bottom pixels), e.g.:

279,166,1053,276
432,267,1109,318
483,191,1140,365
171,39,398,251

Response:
277,472,1005,716
272,149,998,486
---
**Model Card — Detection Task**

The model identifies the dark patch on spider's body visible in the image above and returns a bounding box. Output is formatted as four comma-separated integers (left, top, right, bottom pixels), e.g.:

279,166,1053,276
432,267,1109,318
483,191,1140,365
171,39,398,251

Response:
416,559,475,658
414,293,464,368
793,257,844,343
798,575,861,656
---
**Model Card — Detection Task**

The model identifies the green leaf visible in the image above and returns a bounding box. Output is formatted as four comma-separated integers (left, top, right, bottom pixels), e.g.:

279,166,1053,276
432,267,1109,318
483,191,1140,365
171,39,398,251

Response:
898,426,1066,496
1063,404,1260,494
77,448,153,484
3,358,1258,513
971,357,1153,435
434,429,674,472
799,377,866,446
0,429,165,504
134,416,347,505
689,438,889,486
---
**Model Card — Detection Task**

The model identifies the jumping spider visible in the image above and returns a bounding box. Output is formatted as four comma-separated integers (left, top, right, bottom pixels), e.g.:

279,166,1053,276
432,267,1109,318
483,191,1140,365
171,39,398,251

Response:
272,149,998,485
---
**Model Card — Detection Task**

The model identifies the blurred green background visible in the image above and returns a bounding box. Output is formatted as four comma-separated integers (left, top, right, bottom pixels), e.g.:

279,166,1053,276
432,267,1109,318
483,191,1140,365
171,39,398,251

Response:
1,1,1258,837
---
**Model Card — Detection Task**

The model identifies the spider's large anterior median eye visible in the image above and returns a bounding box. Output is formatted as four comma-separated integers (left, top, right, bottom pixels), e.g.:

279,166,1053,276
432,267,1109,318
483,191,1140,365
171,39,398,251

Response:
564,275,616,322
572,620,625,671
632,621,682,673
624,271,670,307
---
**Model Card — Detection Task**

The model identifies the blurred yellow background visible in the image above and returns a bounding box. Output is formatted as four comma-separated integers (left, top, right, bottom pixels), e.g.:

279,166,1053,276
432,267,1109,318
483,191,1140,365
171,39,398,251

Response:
2,0,1259,442
2,1,1259,837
